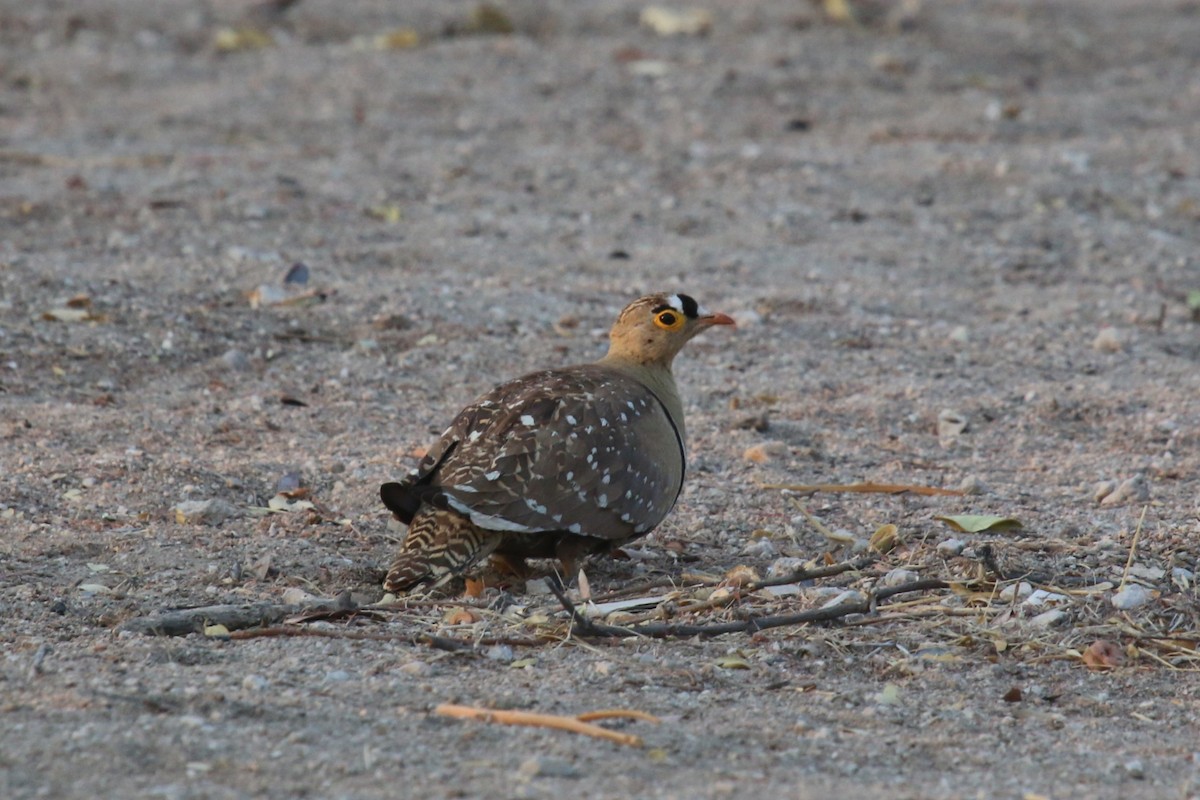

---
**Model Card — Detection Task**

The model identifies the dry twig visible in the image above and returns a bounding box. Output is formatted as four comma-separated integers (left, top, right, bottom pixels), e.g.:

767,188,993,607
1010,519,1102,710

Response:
434,703,646,746
763,481,964,497
224,624,541,651
554,578,950,639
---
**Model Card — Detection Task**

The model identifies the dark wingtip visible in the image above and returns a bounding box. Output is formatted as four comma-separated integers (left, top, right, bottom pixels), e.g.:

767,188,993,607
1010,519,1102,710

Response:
380,482,419,523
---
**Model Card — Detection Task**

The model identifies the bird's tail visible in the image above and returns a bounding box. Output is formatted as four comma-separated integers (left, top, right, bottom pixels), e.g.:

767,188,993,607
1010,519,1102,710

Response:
383,507,498,594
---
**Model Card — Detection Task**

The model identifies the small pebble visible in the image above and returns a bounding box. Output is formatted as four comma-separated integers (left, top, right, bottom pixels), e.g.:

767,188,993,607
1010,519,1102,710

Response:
937,409,968,438
324,670,351,683
1171,567,1194,589
936,539,965,557
821,590,865,609
275,471,303,493
1127,564,1164,581
524,578,553,595
999,581,1033,602
486,644,515,663
767,557,805,579
1092,480,1118,503
742,538,779,559
1092,327,1124,353
242,674,269,691
882,568,918,587
398,661,431,677
958,475,987,495
173,499,238,526
1111,584,1152,610
220,349,251,371
1122,759,1145,780
517,756,582,780
1029,609,1068,628
1100,475,1149,507
743,441,788,463
1023,589,1068,607
947,325,970,345
281,587,320,604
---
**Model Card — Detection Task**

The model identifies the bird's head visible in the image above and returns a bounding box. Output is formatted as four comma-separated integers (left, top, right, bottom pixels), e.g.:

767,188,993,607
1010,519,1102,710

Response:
604,292,735,367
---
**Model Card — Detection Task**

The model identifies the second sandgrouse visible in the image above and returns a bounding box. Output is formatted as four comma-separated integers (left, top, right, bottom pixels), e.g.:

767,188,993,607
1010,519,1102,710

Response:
380,292,734,593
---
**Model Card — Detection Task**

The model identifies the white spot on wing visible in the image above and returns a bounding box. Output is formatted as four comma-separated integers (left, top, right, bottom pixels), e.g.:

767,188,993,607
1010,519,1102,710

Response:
566,415,577,425
520,415,535,426
468,430,483,442
484,470,501,481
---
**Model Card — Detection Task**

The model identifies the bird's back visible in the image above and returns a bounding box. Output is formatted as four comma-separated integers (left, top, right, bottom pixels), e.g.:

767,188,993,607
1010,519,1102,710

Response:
381,363,685,544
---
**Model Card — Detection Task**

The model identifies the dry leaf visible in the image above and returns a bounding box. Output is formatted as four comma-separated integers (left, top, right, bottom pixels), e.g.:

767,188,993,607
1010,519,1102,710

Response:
374,28,420,49
935,514,1023,533
722,565,760,587
868,524,899,554
640,6,713,36
875,683,902,705
714,655,751,670
365,204,402,223
469,3,514,34
443,607,481,626
822,0,854,23
212,27,273,52
43,308,102,323
1082,639,1124,670
267,493,315,512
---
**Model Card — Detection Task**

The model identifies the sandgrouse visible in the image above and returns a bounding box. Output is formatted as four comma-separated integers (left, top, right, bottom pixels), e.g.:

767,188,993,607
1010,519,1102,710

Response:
380,292,735,593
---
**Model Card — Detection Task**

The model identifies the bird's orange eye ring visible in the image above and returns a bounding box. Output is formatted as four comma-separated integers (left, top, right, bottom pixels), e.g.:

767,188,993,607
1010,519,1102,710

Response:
654,310,684,330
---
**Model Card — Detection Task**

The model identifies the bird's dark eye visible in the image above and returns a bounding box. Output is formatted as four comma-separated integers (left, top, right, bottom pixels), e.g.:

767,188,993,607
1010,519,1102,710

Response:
654,310,683,330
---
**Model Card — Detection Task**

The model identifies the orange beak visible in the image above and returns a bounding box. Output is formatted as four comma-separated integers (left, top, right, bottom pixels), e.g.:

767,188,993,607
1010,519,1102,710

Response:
701,311,736,327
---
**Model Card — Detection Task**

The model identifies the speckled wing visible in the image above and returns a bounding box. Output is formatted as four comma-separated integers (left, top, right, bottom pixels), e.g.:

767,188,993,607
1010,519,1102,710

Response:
382,365,685,542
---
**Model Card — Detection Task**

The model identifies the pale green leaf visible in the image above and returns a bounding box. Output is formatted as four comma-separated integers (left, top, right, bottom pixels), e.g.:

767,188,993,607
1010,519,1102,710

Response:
935,514,1023,533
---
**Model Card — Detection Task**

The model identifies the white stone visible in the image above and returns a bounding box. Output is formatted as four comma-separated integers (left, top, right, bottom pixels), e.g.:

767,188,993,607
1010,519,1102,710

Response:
999,581,1033,602
1029,609,1068,628
1111,584,1152,610
936,538,965,557
882,568,918,587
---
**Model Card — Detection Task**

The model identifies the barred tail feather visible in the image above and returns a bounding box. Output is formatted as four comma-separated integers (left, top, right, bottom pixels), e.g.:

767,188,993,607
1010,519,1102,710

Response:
383,507,498,593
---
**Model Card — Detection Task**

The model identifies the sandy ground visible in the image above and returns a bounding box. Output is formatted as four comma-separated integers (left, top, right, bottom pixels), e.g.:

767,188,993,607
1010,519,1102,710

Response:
2,1,1200,798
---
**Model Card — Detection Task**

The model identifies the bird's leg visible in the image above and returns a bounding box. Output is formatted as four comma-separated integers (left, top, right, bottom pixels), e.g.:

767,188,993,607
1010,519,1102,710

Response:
553,535,604,588
383,508,499,594
488,551,532,580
